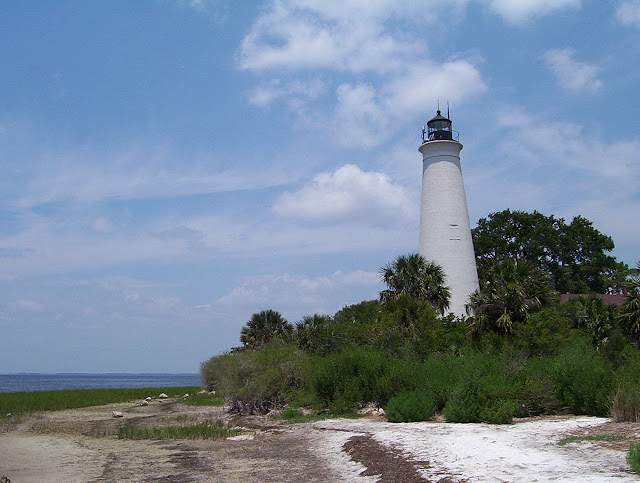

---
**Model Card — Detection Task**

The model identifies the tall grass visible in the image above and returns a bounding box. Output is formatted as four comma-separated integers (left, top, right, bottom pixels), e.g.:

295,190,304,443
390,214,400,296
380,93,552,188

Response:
117,419,238,440
0,386,201,418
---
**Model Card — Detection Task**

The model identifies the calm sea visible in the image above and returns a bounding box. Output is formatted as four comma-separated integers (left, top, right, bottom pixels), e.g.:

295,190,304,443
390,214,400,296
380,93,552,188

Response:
0,373,202,393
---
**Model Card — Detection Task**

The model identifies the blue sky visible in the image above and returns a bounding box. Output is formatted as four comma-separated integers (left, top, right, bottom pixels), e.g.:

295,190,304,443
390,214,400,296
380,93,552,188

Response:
1,0,639,373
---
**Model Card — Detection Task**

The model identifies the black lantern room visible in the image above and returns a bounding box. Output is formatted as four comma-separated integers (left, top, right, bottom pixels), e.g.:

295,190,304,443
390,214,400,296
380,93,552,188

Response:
423,110,453,141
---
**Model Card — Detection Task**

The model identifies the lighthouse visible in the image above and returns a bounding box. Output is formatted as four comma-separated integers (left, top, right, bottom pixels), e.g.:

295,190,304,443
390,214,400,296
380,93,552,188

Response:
418,110,479,317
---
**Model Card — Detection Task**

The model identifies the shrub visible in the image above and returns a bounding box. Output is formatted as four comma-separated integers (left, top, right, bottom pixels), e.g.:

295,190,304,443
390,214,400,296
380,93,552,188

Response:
309,347,388,412
375,357,424,405
552,340,614,416
385,389,438,423
610,385,640,422
443,352,518,424
629,443,640,474
479,399,518,424
200,342,308,414
443,376,484,423
514,358,560,416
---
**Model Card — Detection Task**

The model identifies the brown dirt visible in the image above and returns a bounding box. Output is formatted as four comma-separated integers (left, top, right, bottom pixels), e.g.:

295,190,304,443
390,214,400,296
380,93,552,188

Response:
0,399,426,482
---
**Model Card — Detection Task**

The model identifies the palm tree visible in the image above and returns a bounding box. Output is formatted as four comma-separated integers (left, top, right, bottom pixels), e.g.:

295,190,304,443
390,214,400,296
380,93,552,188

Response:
294,314,332,352
240,309,292,349
467,258,556,334
620,262,640,345
379,253,451,314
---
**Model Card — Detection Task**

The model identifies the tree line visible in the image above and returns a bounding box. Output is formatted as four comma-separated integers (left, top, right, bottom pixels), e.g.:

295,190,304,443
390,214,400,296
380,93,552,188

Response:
201,209,640,424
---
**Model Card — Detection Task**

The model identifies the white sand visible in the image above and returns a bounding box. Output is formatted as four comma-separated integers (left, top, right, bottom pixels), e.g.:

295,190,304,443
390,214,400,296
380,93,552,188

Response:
314,416,639,482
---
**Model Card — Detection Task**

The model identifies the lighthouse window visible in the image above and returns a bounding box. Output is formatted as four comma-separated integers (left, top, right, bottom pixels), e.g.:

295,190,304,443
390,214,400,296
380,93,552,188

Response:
449,225,460,240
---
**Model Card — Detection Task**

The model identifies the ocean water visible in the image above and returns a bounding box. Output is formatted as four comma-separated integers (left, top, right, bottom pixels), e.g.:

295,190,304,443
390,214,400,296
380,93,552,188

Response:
0,373,202,393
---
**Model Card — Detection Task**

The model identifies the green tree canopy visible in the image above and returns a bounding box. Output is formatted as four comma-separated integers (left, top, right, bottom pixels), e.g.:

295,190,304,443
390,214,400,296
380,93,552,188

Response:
240,309,292,349
379,253,451,314
472,209,627,294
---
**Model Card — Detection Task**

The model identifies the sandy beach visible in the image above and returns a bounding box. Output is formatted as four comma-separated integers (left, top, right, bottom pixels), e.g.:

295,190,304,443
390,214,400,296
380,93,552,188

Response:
1,398,639,482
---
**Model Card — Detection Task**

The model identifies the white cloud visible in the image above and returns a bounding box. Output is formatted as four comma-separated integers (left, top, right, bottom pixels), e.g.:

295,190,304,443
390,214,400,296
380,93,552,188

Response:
238,0,428,74
273,164,416,225
543,48,602,94
217,270,381,320
616,1,640,27
383,61,487,118
485,0,581,24
248,78,325,108
495,106,638,180
238,1,486,148
332,84,388,147
331,62,486,148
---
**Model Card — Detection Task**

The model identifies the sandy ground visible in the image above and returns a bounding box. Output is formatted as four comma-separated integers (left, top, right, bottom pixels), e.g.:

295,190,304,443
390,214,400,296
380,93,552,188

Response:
1,398,639,482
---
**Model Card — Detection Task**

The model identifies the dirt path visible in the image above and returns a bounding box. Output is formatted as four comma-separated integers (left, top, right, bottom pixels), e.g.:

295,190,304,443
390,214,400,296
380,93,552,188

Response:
1,399,639,482
0,399,375,482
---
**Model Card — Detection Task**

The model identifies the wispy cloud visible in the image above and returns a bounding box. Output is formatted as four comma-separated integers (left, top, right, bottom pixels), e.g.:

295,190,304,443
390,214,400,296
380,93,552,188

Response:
217,270,381,320
3,142,300,209
616,1,640,28
543,48,602,94
238,0,486,148
465,105,640,261
485,0,581,24
247,78,326,108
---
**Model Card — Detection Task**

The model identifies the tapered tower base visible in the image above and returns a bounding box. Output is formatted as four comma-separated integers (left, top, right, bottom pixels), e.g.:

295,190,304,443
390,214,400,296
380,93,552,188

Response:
418,139,479,317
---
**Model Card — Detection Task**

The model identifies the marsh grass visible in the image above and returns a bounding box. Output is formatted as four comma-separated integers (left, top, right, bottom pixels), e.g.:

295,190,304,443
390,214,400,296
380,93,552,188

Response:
558,434,625,446
117,419,238,440
0,386,202,418
628,443,640,474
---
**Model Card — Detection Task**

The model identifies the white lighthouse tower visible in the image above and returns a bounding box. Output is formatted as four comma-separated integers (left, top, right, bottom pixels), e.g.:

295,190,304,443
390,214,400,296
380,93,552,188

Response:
418,110,479,317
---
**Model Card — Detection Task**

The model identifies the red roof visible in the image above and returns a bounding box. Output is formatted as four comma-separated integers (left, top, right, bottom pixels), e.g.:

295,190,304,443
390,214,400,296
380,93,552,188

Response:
560,293,626,307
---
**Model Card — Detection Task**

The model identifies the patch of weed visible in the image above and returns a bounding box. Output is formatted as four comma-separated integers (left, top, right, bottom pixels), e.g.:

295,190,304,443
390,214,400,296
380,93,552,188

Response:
117,419,238,440
558,434,625,446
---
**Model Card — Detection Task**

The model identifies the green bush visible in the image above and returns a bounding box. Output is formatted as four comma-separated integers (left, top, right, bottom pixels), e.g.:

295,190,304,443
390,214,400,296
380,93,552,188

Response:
479,399,518,424
443,352,518,424
385,389,438,423
629,443,640,474
200,342,309,414
443,376,484,423
309,347,388,412
552,340,614,416
513,357,560,416
375,357,424,405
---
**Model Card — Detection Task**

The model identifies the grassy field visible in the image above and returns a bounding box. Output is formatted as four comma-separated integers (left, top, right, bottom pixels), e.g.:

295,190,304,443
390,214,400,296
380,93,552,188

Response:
0,386,203,418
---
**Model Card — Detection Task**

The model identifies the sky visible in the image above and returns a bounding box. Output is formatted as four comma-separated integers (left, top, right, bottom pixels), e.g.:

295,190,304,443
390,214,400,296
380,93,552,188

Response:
1,0,639,374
